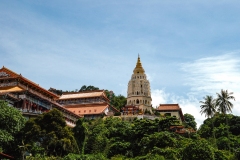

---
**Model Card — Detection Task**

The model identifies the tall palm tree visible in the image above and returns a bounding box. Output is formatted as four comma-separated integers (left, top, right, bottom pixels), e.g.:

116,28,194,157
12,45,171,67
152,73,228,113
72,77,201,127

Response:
215,89,235,150
200,95,216,140
216,89,235,115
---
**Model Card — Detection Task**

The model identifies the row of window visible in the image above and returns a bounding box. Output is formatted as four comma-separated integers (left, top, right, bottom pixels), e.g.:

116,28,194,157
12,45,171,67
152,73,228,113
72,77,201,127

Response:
128,99,150,105
73,109,98,113
132,75,146,79
58,97,103,104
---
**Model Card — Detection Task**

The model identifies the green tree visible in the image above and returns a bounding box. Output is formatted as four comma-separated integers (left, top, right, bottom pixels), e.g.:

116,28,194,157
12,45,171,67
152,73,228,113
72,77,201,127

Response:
73,118,88,154
183,113,197,130
112,95,126,111
84,119,109,155
229,115,240,135
79,85,99,92
182,140,214,160
21,109,77,157
105,90,126,111
200,95,216,140
215,89,235,150
216,90,235,118
0,100,26,150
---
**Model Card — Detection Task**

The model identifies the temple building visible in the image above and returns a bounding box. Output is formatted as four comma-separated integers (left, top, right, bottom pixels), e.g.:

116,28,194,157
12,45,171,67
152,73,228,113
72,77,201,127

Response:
56,90,119,119
123,55,152,115
0,67,80,127
156,104,184,123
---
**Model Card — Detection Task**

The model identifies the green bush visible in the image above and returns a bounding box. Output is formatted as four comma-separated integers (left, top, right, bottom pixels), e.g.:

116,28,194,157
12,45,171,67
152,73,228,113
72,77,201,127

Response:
182,140,214,160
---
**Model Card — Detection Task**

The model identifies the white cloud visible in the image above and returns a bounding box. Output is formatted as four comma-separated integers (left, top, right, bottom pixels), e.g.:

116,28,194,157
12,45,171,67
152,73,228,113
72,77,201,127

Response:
151,89,169,108
181,52,240,127
151,52,240,128
151,89,204,128
181,52,240,95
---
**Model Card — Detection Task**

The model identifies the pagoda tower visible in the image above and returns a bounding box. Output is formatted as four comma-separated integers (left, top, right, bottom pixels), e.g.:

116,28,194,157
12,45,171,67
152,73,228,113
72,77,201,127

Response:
126,55,152,113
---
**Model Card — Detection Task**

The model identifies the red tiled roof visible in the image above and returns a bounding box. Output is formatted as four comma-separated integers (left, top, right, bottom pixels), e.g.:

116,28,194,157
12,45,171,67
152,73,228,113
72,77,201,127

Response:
0,67,59,99
59,90,110,102
157,104,180,110
157,104,184,121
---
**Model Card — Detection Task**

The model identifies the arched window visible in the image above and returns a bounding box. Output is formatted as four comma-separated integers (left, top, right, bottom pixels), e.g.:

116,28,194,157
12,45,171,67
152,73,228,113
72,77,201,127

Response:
136,99,139,104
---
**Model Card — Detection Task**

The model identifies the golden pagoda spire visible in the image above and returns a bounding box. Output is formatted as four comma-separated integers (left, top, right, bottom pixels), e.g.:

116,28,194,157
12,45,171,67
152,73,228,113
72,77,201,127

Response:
133,55,145,74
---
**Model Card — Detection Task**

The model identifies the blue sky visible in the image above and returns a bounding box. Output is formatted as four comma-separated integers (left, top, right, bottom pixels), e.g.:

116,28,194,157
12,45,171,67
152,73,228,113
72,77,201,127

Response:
1,0,240,127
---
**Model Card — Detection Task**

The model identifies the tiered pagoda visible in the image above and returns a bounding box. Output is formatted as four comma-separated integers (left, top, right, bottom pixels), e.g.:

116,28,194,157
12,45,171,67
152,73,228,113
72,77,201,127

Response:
122,55,152,116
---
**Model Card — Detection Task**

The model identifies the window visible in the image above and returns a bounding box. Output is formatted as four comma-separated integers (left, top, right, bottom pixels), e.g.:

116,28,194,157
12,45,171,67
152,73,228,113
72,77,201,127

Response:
164,113,171,117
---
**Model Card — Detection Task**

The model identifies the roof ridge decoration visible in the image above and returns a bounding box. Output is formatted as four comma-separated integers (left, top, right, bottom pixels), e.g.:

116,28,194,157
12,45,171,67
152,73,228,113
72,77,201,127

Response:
0,66,59,99
160,104,179,106
0,66,20,78
133,55,145,74
62,90,105,95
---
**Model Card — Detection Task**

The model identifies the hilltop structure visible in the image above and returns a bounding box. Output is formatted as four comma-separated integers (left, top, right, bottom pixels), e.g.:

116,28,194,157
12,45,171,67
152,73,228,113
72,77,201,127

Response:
57,90,119,119
0,67,80,127
157,104,184,123
122,55,152,117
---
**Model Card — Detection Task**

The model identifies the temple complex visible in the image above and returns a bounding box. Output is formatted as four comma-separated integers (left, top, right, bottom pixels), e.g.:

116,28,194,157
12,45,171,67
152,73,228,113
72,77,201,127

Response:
0,57,187,127
0,67,80,127
57,90,119,119
122,55,152,116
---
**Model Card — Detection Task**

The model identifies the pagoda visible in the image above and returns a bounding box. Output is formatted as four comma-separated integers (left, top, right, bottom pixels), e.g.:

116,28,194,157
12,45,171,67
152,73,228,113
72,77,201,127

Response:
122,55,152,115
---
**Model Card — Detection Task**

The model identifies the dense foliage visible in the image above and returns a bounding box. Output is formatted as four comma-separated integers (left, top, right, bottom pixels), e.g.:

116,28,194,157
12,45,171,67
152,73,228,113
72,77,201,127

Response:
105,90,127,111
0,100,26,152
1,89,240,159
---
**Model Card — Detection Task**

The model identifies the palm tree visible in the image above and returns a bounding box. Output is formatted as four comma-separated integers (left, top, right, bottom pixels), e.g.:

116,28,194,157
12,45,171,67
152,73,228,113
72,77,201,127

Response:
200,95,216,140
215,89,235,150
216,89,235,116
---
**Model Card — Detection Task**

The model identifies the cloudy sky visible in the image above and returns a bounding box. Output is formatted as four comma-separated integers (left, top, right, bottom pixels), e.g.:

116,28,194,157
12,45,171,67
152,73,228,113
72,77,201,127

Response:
1,1,240,127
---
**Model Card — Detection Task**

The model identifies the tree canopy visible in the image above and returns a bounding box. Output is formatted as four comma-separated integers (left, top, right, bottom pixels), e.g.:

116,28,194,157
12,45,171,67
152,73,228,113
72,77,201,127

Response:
20,109,77,157
0,100,26,148
79,85,99,92
183,113,197,130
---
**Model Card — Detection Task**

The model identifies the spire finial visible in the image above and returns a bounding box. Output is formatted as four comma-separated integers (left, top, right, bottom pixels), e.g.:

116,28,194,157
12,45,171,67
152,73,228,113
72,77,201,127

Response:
133,54,145,74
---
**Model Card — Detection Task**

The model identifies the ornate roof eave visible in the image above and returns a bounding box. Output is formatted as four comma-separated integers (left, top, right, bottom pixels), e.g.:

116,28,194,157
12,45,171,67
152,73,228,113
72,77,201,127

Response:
0,67,59,99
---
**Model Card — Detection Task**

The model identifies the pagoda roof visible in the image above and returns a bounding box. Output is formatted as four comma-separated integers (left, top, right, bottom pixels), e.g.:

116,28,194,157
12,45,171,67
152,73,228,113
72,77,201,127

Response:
133,55,145,74
59,90,109,100
0,67,59,99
